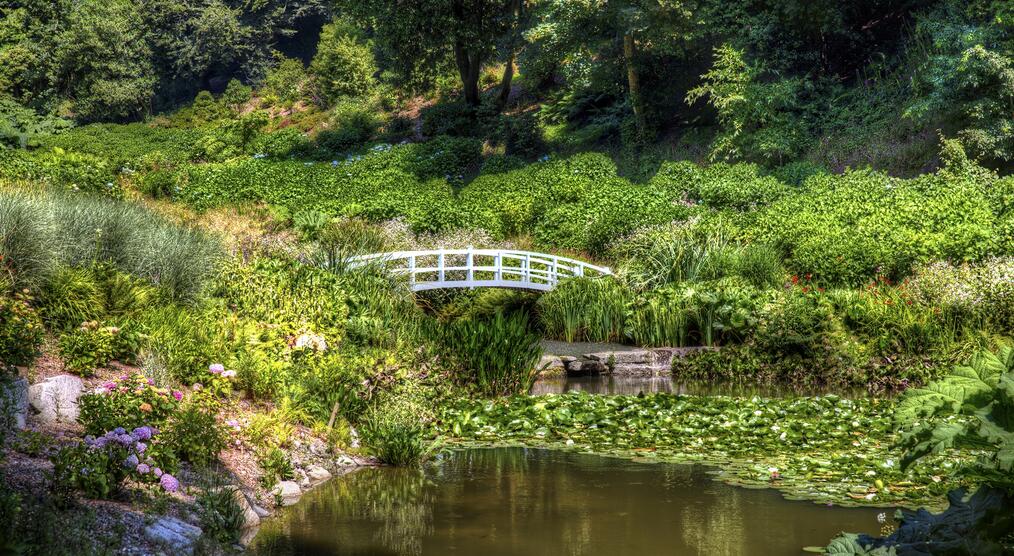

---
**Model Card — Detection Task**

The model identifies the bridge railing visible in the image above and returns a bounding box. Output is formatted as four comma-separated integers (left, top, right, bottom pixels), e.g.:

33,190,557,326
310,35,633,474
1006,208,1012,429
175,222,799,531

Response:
348,247,612,291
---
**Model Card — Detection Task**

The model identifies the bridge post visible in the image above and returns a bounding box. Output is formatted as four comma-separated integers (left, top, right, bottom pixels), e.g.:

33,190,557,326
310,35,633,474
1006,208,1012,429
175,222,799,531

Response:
438,250,445,283
495,252,502,282
523,253,530,287
466,245,474,287
408,255,416,286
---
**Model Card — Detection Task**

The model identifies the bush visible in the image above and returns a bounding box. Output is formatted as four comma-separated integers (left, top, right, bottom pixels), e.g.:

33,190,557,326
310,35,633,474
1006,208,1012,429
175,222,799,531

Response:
262,56,308,106
41,266,104,329
250,128,312,159
162,400,227,467
137,306,217,384
52,426,179,499
0,289,44,368
58,322,115,377
78,374,181,435
258,447,294,488
421,102,477,138
650,160,789,210
315,101,380,154
309,21,377,106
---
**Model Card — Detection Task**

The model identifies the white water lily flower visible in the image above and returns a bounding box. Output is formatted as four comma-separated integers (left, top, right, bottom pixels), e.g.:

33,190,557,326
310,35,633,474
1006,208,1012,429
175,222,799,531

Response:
779,432,787,441
754,410,763,416
877,512,887,523
865,471,876,476
565,439,574,446
767,467,779,473
883,459,894,468
864,493,876,500
771,424,780,432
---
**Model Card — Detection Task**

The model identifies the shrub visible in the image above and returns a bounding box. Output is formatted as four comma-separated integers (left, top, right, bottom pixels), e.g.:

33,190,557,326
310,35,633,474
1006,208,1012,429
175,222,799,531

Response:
137,306,217,384
221,79,252,111
52,426,179,499
537,277,629,343
58,322,115,377
262,56,308,105
421,102,477,138
0,289,43,368
615,219,742,290
650,160,789,210
163,400,227,467
78,374,181,435
309,21,377,106
250,128,312,159
315,101,380,154
433,311,543,396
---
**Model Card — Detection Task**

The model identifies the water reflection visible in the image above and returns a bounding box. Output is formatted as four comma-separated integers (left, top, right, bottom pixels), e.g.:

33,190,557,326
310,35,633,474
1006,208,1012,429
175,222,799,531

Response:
251,448,884,556
530,375,872,398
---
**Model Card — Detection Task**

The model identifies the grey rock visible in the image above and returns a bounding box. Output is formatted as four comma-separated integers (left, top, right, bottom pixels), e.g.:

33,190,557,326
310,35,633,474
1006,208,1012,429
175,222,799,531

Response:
1,377,29,429
538,355,565,369
584,351,649,365
27,375,84,424
251,504,271,518
271,480,302,506
335,454,358,467
559,356,578,363
231,488,260,530
306,464,332,486
143,516,202,555
565,360,607,376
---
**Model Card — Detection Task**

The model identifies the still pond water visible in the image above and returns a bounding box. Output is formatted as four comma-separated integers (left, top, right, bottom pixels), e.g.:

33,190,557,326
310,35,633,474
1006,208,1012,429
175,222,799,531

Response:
530,375,870,398
250,447,885,556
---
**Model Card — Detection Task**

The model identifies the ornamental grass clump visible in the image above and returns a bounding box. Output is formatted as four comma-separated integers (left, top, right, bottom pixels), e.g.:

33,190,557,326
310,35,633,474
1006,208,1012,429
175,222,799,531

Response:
434,311,543,397
537,277,629,343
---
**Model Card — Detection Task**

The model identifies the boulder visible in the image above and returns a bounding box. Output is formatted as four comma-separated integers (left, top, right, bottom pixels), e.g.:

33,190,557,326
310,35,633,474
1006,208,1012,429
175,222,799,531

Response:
306,464,332,486
143,516,203,555
28,375,84,424
232,488,260,530
271,480,302,506
565,359,607,376
538,355,565,370
1,377,29,429
251,503,271,518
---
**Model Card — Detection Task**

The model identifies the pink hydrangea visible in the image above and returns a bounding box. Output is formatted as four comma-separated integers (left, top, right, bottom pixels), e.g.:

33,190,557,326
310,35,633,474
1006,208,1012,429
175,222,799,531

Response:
172,390,183,401
221,370,236,378
209,363,225,374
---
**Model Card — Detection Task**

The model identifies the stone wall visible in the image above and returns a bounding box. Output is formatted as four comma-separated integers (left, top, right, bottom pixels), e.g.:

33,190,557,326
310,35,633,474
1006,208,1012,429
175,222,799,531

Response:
539,347,717,377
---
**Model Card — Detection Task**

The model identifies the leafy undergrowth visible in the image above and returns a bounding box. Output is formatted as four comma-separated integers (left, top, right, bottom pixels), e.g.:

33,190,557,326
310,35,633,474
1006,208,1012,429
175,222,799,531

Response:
433,392,974,510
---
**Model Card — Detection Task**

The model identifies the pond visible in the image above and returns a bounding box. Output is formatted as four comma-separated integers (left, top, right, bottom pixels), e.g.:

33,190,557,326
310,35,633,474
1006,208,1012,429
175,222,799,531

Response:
530,375,871,398
250,448,887,556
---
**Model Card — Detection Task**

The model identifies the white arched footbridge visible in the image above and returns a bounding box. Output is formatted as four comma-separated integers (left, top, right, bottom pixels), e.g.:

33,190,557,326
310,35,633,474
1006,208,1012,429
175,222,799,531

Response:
350,248,612,292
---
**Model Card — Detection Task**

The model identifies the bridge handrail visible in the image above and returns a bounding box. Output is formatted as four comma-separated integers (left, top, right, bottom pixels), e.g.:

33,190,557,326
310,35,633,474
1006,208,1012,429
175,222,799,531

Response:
348,247,612,292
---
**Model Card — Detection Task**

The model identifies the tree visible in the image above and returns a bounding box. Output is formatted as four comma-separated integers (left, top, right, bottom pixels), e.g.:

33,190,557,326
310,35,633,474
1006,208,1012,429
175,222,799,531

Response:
338,0,519,106
309,20,378,106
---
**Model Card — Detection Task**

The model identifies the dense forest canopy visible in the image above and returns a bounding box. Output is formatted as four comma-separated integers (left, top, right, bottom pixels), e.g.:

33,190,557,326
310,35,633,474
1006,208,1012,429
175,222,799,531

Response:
1,0,1013,173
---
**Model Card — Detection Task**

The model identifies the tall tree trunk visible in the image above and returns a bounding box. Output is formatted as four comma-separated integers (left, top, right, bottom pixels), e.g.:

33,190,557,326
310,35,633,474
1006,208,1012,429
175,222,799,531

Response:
496,0,523,110
454,41,482,106
623,32,645,133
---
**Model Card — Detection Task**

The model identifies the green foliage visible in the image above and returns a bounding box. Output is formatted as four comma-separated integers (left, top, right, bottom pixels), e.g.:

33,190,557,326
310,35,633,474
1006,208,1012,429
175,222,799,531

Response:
361,401,432,466
51,426,173,500
78,374,181,435
41,266,105,330
136,305,216,385
258,447,294,487
162,400,227,467
537,277,629,343
437,392,963,507
0,189,222,302
0,289,44,368
262,55,308,106
896,345,1014,490
309,21,378,106
0,99,73,149
649,160,789,210
686,44,810,164
432,311,543,397
221,80,253,111
752,166,1003,285
58,322,115,377
196,485,244,545
421,103,477,138
315,101,380,153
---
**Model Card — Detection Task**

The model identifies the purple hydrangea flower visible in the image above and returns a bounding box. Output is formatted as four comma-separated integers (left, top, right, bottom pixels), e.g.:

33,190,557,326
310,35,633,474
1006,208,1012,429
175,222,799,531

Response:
124,454,139,468
136,463,151,474
153,467,164,478
113,427,126,435
160,473,179,493
172,390,183,401
132,426,153,440
135,442,147,454
93,437,108,448
209,363,224,374
118,433,135,446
